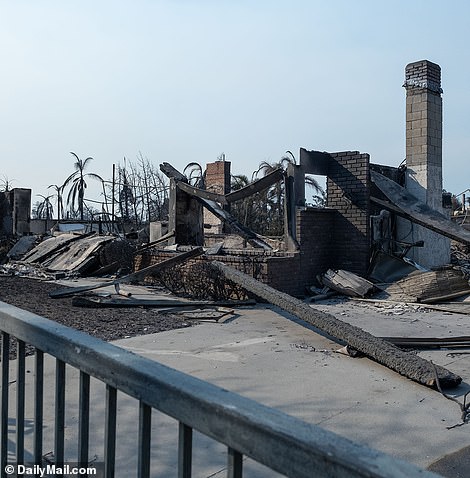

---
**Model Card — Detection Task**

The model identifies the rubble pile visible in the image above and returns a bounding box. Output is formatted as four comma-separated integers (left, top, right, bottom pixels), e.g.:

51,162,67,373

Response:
451,242,470,277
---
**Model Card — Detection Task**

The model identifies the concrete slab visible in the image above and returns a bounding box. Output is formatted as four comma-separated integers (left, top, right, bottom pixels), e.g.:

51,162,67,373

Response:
6,292,470,476
114,304,470,469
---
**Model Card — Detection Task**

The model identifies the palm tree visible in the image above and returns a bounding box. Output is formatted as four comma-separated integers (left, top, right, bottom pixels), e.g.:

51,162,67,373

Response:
183,162,205,188
0,175,14,192
252,156,295,235
251,152,325,235
64,152,103,220
230,174,255,227
35,194,54,220
48,183,65,220
118,166,134,221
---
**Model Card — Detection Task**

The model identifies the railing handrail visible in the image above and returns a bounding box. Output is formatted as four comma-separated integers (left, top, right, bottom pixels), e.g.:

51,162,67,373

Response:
0,301,439,478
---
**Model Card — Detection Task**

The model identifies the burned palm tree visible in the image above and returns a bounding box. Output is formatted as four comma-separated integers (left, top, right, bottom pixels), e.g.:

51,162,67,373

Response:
48,183,65,220
251,155,297,235
35,194,54,220
0,176,14,193
230,174,256,227
64,152,103,220
118,167,135,222
183,162,205,188
255,153,325,233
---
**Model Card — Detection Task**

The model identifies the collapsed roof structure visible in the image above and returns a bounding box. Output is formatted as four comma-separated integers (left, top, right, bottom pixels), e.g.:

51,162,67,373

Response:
137,60,469,299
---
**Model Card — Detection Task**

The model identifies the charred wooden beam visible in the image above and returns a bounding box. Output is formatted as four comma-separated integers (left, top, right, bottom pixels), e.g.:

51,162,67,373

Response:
372,195,470,246
50,247,204,298
176,181,227,205
284,169,300,251
212,261,462,389
371,171,470,246
160,162,188,182
299,148,331,176
199,198,272,250
136,230,176,253
72,296,256,308
225,169,284,203
380,335,470,349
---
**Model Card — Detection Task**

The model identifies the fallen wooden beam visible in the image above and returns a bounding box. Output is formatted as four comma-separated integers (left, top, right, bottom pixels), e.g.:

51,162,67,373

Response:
176,181,227,205
212,261,461,388
49,247,204,298
371,171,470,245
199,198,272,250
71,296,256,308
160,162,187,182
380,335,470,349
225,169,284,203
136,230,176,253
420,290,470,304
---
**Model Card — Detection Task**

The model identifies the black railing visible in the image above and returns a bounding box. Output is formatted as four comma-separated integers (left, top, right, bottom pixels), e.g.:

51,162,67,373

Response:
0,301,439,477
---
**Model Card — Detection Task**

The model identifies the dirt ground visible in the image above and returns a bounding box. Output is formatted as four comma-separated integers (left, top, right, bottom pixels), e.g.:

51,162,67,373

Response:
0,275,190,342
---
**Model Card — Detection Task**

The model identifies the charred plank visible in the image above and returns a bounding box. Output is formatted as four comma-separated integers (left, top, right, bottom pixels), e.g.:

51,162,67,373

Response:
176,182,227,205
225,169,284,203
49,247,204,298
371,171,470,245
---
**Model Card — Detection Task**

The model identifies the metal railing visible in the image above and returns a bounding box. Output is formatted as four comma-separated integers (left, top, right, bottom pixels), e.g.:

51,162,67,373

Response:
0,301,438,477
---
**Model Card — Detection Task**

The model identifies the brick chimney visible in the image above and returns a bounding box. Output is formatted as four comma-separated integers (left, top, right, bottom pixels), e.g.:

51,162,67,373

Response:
404,60,443,208
204,159,231,234
401,60,450,267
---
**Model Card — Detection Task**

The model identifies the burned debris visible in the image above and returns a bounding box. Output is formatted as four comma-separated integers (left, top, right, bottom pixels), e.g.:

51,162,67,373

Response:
2,59,470,397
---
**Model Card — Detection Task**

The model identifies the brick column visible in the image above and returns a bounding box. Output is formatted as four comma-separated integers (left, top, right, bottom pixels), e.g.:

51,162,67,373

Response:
204,160,231,234
401,60,450,267
327,151,370,275
404,60,442,208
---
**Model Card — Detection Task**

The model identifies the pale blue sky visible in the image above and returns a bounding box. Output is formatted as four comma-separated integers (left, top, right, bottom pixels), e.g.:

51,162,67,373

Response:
1,0,469,204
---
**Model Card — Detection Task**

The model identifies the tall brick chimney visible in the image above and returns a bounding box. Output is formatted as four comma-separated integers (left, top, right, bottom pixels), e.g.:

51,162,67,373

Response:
401,60,450,267
404,60,442,208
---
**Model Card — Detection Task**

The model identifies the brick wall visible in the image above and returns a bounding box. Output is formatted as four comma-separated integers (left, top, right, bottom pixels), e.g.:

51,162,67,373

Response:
326,151,370,275
135,247,303,296
136,152,371,297
205,161,231,195
134,208,336,297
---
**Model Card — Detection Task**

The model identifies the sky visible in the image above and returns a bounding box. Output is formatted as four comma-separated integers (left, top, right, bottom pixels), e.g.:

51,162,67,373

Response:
1,0,469,209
